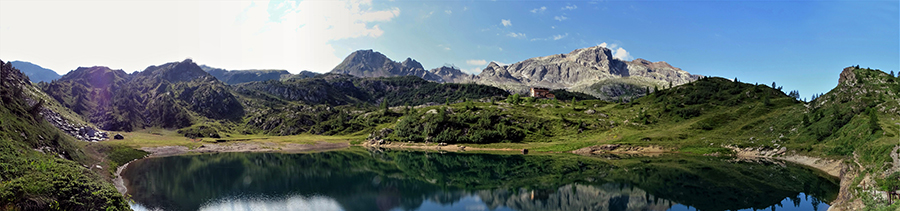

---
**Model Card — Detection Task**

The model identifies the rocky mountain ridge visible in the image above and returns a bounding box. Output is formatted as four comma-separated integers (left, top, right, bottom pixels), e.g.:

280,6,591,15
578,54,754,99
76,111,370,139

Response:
475,46,700,99
330,46,700,99
330,50,446,82
42,59,244,131
200,65,319,84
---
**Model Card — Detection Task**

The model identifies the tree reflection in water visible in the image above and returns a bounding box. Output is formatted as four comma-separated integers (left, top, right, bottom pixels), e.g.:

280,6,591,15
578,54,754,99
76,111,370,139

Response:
122,148,838,211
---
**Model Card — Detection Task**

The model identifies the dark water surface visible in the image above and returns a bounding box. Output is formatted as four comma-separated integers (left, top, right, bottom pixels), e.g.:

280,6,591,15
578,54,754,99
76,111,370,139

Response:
123,148,838,211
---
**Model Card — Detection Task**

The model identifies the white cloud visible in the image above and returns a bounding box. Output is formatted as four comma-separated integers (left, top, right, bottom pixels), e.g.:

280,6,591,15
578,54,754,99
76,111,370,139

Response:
501,19,512,27
553,33,569,40
466,60,487,66
562,4,577,10
445,10,452,14
463,6,468,11
613,47,633,60
498,47,503,51
598,42,617,49
554,16,568,21
438,44,451,51
530,6,547,13
506,32,526,38
0,0,400,73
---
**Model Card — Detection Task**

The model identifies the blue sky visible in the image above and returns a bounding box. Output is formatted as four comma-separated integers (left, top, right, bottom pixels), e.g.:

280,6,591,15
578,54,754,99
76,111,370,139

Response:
1,0,897,99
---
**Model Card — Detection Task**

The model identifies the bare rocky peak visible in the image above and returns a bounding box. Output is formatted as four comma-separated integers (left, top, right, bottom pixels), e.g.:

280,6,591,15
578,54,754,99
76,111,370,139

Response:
473,45,699,96
476,45,628,90
401,58,424,70
625,58,699,85
429,66,475,83
331,49,445,82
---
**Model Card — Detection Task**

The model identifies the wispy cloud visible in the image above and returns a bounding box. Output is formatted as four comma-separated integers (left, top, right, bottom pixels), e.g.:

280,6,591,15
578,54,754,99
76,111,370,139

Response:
554,16,568,21
530,6,546,13
530,33,569,41
562,4,577,10
506,32,526,38
438,44,451,51
553,33,568,40
466,59,487,66
501,19,511,27
445,10,452,14
422,11,434,19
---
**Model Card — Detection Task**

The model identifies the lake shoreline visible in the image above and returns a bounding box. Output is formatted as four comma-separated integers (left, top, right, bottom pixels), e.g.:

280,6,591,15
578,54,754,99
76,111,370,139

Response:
116,140,852,209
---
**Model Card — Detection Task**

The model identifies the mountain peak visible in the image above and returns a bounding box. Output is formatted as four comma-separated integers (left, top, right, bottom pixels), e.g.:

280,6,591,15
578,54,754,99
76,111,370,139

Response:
474,45,697,99
9,60,61,83
331,49,442,81
401,58,424,70
138,59,211,83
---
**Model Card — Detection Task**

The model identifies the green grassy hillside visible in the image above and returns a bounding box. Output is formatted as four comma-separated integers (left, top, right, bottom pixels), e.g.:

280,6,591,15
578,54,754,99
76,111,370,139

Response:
0,60,131,210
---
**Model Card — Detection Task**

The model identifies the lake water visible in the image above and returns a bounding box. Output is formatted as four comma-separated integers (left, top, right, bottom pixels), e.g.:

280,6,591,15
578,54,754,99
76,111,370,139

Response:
122,148,838,211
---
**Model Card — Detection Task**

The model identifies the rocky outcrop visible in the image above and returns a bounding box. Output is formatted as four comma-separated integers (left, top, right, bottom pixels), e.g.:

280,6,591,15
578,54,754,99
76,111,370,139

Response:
838,66,857,85
429,66,475,83
478,46,628,89
37,101,108,142
626,59,697,85
475,45,700,97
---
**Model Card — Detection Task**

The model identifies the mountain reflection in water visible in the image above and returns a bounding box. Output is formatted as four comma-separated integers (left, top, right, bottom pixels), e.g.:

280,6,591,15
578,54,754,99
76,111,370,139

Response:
122,148,837,211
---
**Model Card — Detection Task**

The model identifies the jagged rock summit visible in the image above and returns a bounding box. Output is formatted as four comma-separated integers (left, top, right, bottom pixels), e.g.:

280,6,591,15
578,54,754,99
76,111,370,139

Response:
475,45,700,98
330,50,444,82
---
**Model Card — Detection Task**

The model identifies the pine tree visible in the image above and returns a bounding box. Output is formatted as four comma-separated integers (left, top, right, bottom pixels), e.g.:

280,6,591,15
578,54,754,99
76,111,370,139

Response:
868,108,881,133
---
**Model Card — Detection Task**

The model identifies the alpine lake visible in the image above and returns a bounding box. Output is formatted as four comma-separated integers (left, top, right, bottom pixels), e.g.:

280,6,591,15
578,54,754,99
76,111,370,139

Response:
122,147,838,211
